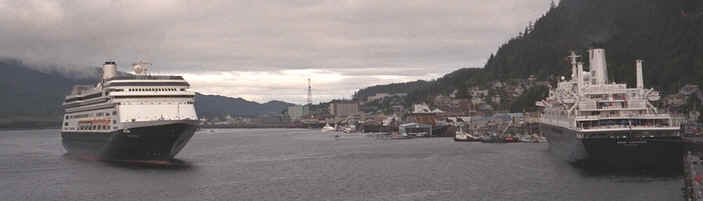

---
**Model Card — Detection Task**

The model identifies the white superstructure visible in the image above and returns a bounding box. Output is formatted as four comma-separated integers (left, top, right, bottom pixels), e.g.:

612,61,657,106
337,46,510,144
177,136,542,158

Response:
536,49,680,134
61,61,198,133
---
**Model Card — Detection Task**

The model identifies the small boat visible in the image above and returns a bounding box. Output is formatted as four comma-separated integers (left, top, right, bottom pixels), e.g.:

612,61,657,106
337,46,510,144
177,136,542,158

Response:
537,135,548,143
480,133,500,143
454,127,477,141
343,124,356,134
518,135,534,143
321,123,335,132
504,136,515,143
455,133,469,141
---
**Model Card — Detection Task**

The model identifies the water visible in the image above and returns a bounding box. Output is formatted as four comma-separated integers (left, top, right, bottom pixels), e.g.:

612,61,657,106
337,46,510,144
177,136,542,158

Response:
0,129,683,201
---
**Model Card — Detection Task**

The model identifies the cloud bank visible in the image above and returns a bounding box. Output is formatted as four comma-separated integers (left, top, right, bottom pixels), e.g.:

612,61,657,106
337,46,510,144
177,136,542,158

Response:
0,0,553,103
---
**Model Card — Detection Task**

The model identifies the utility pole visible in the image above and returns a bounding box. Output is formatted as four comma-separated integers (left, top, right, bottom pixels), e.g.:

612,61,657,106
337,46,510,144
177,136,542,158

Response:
307,78,312,106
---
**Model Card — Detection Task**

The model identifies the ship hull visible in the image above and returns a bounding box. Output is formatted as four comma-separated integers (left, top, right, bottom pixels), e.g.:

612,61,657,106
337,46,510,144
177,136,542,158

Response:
540,123,683,170
61,120,198,161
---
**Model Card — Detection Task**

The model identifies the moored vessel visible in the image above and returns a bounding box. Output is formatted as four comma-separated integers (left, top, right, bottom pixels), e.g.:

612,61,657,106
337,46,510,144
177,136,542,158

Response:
61,61,199,161
536,49,683,169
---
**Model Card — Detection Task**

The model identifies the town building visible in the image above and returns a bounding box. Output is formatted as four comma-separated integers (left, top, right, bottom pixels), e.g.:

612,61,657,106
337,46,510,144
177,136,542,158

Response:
329,101,359,118
287,105,309,120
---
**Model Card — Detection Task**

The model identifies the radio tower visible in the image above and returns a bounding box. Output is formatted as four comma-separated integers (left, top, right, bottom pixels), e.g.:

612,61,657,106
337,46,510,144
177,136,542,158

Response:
307,78,312,105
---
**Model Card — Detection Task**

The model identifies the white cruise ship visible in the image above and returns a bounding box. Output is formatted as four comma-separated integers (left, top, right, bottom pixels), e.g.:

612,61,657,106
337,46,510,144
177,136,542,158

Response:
536,49,682,169
61,61,199,161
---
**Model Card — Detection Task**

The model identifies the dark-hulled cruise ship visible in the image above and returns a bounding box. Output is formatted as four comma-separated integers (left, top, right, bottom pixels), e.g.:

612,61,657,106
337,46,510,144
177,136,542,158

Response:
61,61,199,161
536,49,683,169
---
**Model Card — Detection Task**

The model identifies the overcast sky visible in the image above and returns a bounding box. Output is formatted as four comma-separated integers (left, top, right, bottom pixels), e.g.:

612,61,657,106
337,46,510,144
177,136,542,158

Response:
0,0,553,104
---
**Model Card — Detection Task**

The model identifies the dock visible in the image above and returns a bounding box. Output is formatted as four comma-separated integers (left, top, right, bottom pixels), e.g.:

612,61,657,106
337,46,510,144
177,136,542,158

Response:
683,136,703,201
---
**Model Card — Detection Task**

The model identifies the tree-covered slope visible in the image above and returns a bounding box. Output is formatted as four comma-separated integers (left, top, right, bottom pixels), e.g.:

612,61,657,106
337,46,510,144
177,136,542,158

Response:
355,0,703,109
485,0,703,92
195,94,293,118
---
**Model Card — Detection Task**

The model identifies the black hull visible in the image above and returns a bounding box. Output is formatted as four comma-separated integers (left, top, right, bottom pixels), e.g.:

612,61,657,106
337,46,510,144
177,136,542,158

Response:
61,122,197,161
540,123,683,170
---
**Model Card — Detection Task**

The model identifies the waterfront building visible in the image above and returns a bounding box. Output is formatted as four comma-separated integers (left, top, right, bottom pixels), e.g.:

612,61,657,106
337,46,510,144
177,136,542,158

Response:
329,101,359,118
288,105,309,120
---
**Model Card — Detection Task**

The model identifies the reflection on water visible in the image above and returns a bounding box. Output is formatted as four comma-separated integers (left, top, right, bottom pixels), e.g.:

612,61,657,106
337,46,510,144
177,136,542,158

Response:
103,159,196,171
570,160,683,178
61,153,196,171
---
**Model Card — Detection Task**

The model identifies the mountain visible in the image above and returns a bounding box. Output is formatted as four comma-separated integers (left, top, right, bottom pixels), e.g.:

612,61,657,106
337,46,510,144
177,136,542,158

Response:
483,0,703,92
195,94,293,118
0,59,94,123
353,0,703,112
0,60,294,128
352,80,431,101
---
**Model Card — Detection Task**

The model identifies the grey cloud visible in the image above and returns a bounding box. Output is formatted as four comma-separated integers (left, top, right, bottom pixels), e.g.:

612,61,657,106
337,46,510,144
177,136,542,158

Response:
0,0,553,103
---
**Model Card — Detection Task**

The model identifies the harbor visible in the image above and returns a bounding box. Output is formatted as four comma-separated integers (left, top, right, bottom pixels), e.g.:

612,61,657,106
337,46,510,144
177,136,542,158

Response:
0,128,684,201
1,0,702,200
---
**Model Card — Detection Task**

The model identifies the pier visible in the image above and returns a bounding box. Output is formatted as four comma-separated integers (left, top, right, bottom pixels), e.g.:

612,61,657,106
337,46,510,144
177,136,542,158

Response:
682,123,703,201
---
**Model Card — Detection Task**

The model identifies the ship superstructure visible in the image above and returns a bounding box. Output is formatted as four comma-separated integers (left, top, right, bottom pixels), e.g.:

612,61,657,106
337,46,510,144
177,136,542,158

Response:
61,61,199,161
537,49,682,169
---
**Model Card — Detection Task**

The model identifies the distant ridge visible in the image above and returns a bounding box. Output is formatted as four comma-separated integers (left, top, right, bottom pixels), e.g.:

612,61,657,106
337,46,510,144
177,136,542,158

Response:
0,59,294,128
195,93,294,118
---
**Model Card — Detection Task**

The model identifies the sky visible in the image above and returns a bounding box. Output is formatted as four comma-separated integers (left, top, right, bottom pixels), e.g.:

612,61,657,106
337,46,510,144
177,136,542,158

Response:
0,0,553,104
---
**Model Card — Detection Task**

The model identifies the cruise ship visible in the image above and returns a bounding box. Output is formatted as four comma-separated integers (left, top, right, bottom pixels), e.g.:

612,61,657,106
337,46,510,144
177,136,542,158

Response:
61,61,199,161
536,49,683,169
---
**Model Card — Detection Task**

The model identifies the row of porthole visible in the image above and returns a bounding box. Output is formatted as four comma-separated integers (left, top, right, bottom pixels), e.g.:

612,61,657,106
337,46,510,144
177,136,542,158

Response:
128,88,182,92
77,125,111,130
121,101,194,105
66,111,117,119
65,119,117,127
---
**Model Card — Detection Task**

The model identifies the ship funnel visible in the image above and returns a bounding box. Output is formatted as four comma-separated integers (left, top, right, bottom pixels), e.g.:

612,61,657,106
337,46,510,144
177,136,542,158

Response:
102,61,117,80
636,59,644,88
588,49,608,84
577,62,584,96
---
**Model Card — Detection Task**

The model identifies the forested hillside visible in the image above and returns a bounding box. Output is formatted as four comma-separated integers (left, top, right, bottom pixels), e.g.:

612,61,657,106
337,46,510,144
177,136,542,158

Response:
484,0,703,93
195,94,293,118
354,0,703,109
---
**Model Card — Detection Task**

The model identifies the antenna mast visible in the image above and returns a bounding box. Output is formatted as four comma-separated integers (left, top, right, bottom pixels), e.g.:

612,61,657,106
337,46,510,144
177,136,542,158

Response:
307,78,312,105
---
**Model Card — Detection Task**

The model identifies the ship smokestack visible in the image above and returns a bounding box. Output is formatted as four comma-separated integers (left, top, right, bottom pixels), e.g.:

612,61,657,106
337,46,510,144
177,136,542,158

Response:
102,61,117,80
568,51,580,80
636,59,644,88
577,62,584,96
589,49,608,84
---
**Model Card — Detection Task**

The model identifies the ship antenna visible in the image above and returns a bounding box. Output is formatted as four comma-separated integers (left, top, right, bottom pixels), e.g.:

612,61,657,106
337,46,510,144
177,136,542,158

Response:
132,60,152,76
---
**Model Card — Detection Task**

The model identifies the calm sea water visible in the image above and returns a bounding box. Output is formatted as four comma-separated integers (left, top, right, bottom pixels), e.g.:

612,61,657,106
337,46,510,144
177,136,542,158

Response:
0,129,683,201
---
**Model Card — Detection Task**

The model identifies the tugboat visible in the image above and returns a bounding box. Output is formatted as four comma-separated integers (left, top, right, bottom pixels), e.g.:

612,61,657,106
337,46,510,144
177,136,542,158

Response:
536,49,683,169
60,61,199,161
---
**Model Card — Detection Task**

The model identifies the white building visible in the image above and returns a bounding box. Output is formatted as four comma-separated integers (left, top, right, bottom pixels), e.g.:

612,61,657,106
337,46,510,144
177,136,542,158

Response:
288,105,309,120
329,101,359,118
